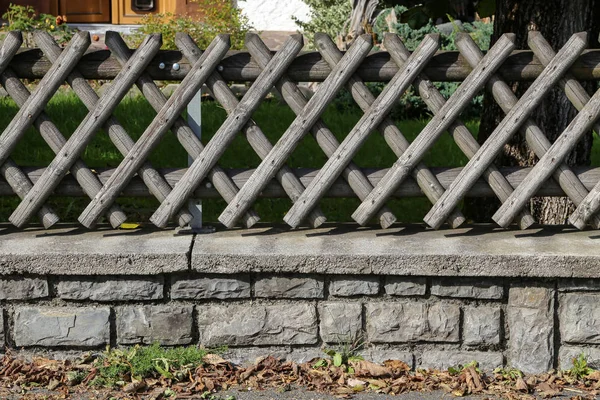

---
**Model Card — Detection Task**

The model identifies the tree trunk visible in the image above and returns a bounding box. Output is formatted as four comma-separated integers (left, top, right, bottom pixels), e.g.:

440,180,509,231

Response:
466,0,600,224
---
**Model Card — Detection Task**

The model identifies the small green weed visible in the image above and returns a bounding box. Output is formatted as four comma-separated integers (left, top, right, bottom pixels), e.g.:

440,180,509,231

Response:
493,366,524,381
313,337,364,373
567,353,594,380
91,343,213,387
1,3,76,46
448,360,480,375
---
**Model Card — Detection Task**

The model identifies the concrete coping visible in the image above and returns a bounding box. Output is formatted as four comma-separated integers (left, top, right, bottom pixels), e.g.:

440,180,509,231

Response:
1,223,599,277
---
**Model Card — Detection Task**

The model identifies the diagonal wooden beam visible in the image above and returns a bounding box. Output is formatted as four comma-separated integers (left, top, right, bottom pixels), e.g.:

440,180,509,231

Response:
456,32,600,229
316,33,469,228
105,32,261,229
244,33,399,228
352,34,517,227
0,31,60,228
422,32,587,229
216,35,373,229
149,34,307,228
383,33,534,229
285,34,440,228
10,33,161,228
78,34,230,228
175,33,326,228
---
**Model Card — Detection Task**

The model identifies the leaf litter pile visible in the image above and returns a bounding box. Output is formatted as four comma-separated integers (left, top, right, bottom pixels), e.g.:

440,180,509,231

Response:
0,349,599,400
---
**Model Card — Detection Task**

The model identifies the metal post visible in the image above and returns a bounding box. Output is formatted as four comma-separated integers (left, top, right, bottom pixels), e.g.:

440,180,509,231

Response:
187,87,203,231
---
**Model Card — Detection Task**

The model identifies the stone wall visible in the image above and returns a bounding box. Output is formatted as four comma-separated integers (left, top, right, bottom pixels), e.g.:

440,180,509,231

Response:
3,273,599,374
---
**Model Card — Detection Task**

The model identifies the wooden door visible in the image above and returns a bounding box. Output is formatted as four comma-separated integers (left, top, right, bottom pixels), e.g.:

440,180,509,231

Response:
59,0,111,23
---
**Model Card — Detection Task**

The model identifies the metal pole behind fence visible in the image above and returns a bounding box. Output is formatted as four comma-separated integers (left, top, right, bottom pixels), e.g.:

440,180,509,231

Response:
187,88,204,231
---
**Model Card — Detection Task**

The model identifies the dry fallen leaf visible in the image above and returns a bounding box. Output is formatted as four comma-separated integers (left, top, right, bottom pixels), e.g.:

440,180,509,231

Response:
515,376,529,392
202,354,228,366
123,379,146,393
347,378,366,387
351,360,392,377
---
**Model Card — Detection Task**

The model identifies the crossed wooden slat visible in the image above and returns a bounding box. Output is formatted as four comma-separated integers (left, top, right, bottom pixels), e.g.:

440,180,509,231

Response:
104,32,261,228
175,32,327,228
453,32,600,229
244,32,408,229
0,32,59,228
424,33,589,229
9,33,163,228
78,34,232,228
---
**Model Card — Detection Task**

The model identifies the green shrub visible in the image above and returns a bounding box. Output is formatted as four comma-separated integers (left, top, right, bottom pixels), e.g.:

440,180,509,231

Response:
128,0,252,50
1,3,76,47
292,0,352,48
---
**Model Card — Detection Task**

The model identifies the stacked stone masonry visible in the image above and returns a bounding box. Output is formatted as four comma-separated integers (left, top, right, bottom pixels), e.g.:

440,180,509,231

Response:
1,274,599,373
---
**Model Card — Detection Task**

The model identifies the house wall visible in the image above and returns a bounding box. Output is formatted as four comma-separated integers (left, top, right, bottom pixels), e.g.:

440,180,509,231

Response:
237,0,310,31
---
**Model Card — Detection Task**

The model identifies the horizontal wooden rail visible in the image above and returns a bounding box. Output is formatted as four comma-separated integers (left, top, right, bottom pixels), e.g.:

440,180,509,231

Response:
3,166,600,199
9,47,600,82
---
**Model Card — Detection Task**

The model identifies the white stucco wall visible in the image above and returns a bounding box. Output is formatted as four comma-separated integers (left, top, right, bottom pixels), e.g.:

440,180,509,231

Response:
237,0,311,31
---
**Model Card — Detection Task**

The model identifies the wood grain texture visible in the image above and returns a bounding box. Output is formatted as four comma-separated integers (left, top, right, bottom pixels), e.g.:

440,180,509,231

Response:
216,34,373,228
176,33,326,228
455,33,600,228
494,88,600,227
383,33,534,229
243,34,395,227
422,33,587,229
0,31,59,228
106,33,259,229
78,34,229,228
6,165,600,199
283,34,439,228
352,34,516,227
150,34,306,228
320,34,464,227
10,33,160,228
9,47,600,82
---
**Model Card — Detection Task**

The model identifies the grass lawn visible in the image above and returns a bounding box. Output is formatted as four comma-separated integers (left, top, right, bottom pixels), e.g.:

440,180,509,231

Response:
1,90,598,226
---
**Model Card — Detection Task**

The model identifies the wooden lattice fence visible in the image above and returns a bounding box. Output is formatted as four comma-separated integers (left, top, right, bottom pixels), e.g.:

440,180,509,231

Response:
1,29,600,230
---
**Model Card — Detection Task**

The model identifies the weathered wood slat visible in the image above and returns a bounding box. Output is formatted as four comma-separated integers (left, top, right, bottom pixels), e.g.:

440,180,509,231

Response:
384,33,534,229
34,31,194,228
176,33,326,228
106,33,260,229
243,33,398,228
9,47,600,82
284,34,441,228
150,34,307,228
527,33,600,137
8,166,600,199
0,31,60,228
422,33,588,229
216,34,373,229
494,89,600,227
320,34,466,228
9,33,161,228
1,67,128,228
455,33,600,228
352,34,516,227
78,34,230,228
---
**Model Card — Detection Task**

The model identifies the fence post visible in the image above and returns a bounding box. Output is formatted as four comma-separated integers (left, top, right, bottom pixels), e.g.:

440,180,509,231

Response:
187,87,204,231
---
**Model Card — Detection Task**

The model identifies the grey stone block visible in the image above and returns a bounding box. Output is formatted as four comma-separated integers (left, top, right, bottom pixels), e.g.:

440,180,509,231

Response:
431,278,503,299
170,274,250,300
366,302,459,343
560,293,600,344
507,285,554,374
117,305,194,346
384,277,427,296
558,279,600,292
255,274,324,298
420,350,503,371
0,276,48,300
319,302,362,343
14,307,110,347
558,345,600,370
198,304,318,346
463,306,501,346
360,348,413,367
57,276,163,301
330,276,379,296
